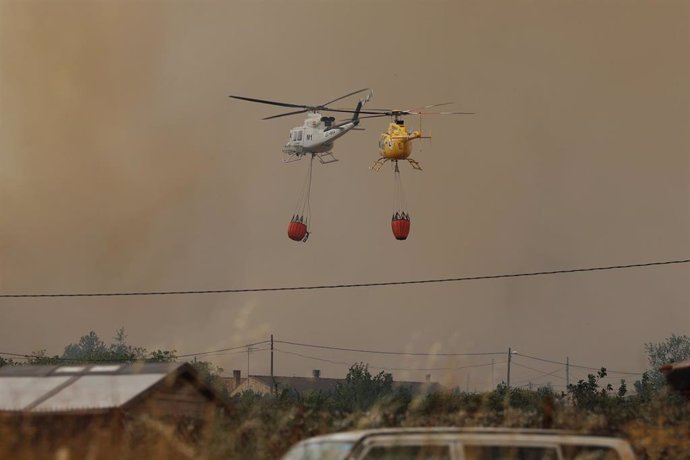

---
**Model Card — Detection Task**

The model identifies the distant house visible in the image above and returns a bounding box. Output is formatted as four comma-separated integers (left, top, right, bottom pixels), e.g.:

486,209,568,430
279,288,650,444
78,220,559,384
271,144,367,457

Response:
221,369,248,394
222,369,442,397
660,360,690,398
0,362,228,419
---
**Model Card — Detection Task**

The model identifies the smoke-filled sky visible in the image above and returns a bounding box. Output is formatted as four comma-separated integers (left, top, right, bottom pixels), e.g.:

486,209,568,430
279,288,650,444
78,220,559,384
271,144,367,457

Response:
0,0,688,390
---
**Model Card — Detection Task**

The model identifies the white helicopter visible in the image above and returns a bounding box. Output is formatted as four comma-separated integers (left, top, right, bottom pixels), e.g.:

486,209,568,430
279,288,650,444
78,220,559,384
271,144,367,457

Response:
230,88,372,164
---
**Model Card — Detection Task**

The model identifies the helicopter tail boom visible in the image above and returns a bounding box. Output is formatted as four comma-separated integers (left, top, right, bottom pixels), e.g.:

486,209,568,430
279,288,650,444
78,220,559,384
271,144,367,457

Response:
351,100,363,126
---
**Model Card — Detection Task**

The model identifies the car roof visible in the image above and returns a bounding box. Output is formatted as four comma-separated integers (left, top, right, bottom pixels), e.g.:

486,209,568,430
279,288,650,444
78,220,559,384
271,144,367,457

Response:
299,427,580,444
302,427,628,444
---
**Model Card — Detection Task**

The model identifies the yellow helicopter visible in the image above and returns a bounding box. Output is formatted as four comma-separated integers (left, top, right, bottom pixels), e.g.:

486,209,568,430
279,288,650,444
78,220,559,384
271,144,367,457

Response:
357,104,474,171
353,103,473,240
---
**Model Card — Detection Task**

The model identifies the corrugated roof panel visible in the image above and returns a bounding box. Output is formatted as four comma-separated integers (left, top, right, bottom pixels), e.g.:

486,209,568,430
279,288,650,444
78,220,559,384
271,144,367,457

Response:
89,365,121,373
0,376,72,411
54,366,87,374
32,374,164,412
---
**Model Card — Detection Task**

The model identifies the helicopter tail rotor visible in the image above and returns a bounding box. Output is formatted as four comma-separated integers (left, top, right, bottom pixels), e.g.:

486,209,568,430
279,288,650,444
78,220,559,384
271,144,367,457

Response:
352,100,364,125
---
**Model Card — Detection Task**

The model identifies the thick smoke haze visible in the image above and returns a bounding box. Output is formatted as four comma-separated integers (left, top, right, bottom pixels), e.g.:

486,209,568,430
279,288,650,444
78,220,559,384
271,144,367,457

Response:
0,0,688,390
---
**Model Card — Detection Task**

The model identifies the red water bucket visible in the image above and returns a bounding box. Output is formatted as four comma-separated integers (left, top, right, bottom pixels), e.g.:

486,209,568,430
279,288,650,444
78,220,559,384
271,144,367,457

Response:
391,215,410,240
288,221,308,241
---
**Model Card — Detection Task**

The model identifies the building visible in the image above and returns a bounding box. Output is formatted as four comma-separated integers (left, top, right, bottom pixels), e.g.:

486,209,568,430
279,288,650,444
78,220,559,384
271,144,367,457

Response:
222,369,442,397
660,360,690,397
0,362,230,458
0,362,228,418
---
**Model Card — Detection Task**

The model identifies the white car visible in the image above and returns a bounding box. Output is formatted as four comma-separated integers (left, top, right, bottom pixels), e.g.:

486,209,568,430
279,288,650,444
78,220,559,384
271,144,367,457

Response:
281,427,636,460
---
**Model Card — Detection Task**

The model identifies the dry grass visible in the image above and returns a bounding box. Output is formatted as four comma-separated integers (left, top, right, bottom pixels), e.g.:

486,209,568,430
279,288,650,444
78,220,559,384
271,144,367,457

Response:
1,391,689,460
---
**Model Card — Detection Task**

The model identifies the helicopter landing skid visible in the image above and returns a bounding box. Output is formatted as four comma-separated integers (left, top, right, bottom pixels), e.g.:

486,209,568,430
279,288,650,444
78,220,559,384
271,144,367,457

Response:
370,158,388,172
407,158,423,170
316,152,339,164
370,158,423,172
282,152,303,163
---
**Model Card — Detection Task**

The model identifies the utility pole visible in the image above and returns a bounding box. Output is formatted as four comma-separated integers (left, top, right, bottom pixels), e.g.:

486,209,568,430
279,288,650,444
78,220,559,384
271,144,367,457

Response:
491,358,495,389
466,373,470,393
566,356,570,388
270,334,275,395
507,347,512,390
247,346,254,377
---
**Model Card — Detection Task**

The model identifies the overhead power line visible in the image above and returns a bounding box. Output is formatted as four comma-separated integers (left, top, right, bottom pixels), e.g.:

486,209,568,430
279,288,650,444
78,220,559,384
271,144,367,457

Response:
0,338,651,376
375,361,504,373
0,258,686,298
183,347,270,359
275,340,505,357
274,341,647,376
0,340,271,363
518,352,643,376
177,340,270,358
510,361,566,384
274,349,351,367
516,382,568,390
275,348,504,372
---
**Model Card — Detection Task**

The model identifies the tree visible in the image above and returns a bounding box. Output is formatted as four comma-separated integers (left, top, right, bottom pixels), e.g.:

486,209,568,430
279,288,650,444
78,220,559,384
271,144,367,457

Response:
60,328,176,363
26,350,63,365
147,349,177,363
190,359,224,381
633,372,656,401
191,359,229,400
62,331,111,361
643,334,690,389
568,368,613,410
333,362,393,412
109,327,147,360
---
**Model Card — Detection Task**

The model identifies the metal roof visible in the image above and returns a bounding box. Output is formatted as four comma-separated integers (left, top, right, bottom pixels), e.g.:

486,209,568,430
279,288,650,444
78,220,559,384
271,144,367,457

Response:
31,374,165,412
0,362,191,413
0,362,180,377
0,376,72,411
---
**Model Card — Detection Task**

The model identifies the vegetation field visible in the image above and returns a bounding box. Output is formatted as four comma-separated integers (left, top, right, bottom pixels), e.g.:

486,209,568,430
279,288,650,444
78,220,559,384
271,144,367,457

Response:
1,367,689,459
1,332,689,459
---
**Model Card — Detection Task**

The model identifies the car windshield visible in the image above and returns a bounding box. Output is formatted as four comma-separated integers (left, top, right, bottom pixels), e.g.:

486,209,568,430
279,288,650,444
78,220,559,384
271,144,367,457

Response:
464,445,559,460
562,445,622,460
282,441,355,460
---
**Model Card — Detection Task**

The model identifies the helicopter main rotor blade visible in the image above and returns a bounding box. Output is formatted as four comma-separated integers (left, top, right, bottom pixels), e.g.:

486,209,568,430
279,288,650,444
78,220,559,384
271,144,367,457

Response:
409,111,475,115
332,107,392,112
355,110,475,120
337,103,455,113
264,107,384,120
404,102,454,112
229,95,307,109
320,88,371,107
324,108,390,115
356,114,394,120
262,109,310,120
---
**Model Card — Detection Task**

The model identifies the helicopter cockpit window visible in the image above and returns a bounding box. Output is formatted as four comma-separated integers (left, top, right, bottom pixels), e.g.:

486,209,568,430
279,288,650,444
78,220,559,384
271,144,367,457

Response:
296,130,303,141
